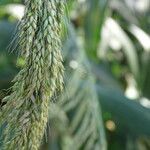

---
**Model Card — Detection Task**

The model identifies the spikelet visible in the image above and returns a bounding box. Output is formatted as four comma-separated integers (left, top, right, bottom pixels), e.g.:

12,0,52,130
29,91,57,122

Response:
0,0,65,149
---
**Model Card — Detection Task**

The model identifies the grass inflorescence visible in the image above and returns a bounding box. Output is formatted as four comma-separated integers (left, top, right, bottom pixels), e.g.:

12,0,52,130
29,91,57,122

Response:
0,0,65,149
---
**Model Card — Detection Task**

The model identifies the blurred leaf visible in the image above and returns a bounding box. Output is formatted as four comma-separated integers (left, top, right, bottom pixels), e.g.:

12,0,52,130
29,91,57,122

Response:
99,18,139,78
48,23,107,150
0,0,21,5
83,0,108,59
0,21,16,52
109,0,139,24
140,53,150,99
97,86,150,137
129,25,150,52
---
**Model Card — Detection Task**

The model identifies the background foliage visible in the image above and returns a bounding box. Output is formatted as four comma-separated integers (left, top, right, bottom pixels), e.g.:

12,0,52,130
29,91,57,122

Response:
0,0,150,150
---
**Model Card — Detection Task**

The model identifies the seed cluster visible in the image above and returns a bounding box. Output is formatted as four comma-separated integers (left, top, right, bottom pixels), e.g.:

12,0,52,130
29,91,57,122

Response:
0,0,65,149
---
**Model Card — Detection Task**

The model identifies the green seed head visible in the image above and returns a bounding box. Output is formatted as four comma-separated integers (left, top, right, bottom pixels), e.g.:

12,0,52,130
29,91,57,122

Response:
0,0,65,149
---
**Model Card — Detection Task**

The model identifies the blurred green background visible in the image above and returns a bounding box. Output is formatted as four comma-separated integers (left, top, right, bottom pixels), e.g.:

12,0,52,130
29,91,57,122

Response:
0,0,150,150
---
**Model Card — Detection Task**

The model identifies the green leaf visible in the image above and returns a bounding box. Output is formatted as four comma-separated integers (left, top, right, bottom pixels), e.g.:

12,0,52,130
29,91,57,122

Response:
97,86,150,136
83,0,108,60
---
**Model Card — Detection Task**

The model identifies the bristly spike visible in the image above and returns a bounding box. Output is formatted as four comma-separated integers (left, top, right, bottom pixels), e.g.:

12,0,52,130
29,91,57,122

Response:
0,1,65,150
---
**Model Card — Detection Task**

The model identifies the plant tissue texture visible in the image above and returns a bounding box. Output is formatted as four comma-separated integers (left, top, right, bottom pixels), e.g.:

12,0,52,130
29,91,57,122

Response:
0,0,65,149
